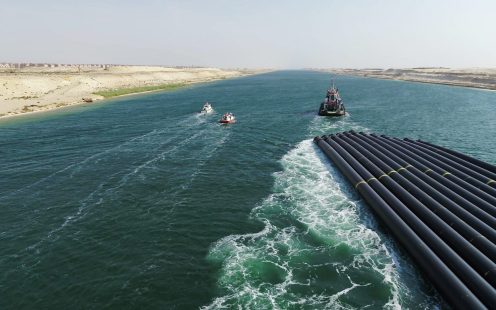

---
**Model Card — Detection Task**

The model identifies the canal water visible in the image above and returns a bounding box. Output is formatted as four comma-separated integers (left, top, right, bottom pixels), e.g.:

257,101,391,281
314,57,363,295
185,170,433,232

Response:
1,71,495,309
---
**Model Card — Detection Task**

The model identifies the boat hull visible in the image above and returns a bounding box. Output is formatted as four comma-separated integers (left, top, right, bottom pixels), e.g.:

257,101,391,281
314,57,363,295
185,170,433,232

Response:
318,110,346,117
318,102,346,117
219,120,236,124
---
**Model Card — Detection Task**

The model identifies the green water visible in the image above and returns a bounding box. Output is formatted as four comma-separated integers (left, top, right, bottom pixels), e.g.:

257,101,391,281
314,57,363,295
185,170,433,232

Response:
1,71,495,309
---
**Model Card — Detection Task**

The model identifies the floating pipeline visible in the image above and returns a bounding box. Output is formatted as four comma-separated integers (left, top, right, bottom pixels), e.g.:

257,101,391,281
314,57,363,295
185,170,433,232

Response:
329,134,496,273
349,133,496,231
364,134,496,220
314,132,496,309
385,136,496,197
416,139,496,175
324,135,496,304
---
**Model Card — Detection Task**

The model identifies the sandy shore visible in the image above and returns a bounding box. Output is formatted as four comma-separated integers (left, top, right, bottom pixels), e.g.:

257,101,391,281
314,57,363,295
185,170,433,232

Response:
317,68,496,90
0,66,262,118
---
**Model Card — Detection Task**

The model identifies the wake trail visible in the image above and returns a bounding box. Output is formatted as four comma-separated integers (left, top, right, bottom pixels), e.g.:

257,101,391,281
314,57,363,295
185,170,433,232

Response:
0,115,206,201
203,139,404,309
2,113,206,201
23,120,226,253
0,128,169,201
201,113,439,308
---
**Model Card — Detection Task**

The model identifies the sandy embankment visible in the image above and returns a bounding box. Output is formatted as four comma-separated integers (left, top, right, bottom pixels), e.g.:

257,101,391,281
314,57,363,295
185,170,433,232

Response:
0,66,261,118
318,68,496,90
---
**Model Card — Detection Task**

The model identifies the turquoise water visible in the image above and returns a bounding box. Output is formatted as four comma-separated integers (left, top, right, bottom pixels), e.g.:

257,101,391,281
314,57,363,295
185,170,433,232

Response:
1,71,495,309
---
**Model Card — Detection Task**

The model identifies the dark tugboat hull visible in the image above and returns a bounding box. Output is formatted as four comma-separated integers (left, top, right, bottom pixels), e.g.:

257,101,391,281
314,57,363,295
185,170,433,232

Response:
318,102,346,117
318,110,346,117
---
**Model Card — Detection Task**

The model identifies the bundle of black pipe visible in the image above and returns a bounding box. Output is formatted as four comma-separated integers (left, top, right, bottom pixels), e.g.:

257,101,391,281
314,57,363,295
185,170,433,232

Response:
313,132,496,309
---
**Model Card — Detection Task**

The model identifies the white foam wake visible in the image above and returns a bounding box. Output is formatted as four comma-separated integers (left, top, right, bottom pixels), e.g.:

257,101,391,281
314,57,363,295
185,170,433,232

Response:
308,115,369,137
203,140,404,309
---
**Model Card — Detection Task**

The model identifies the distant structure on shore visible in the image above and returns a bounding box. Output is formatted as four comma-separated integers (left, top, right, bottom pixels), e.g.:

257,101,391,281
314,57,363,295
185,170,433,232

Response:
0,63,113,70
0,63,208,70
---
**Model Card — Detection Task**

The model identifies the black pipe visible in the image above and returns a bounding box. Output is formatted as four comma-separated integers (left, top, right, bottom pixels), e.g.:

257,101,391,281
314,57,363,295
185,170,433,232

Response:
369,134,496,212
417,140,496,174
347,132,496,237
313,136,485,308
403,138,496,190
363,133,496,220
341,132,496,248
388,137,496,197
328,135,496,291
408,139,496,180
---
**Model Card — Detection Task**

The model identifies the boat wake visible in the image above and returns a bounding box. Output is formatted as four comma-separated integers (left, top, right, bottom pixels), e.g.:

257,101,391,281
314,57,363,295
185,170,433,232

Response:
308,114,368,137
19,113,231,254
204,140,407,309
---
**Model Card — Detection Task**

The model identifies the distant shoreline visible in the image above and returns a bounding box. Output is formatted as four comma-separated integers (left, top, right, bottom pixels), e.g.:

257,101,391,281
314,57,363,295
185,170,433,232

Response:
0,66,267,119
314,68,496,91
0,83,192,121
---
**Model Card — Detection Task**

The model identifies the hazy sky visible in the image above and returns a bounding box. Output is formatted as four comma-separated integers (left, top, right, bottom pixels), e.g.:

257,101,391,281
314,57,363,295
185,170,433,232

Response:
1,0,495,68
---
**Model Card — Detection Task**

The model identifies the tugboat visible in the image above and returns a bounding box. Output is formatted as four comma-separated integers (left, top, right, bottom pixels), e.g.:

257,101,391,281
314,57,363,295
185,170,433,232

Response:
219,112,236,124
200,102,213,114
318,82,346,116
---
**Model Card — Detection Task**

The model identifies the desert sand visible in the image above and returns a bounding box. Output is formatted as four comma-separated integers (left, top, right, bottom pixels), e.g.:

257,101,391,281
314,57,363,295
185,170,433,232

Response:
318,68,496,90
0,65,260,118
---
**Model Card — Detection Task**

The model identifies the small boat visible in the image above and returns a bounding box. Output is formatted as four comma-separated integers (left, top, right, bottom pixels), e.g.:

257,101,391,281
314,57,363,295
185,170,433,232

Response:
200,102,213,114
219,112,236,124
318,82,346,116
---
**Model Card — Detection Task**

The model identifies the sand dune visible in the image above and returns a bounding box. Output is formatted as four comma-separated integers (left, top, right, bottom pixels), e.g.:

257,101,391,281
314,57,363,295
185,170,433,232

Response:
0,66,260,118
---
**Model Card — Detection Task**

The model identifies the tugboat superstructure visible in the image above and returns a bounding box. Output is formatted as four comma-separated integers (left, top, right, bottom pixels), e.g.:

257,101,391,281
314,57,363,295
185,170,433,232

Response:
200,102,213,114
318,82,346,116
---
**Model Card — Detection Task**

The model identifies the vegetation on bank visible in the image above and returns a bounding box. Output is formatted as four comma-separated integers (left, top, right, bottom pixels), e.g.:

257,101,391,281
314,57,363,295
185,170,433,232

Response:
93,83,187,98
